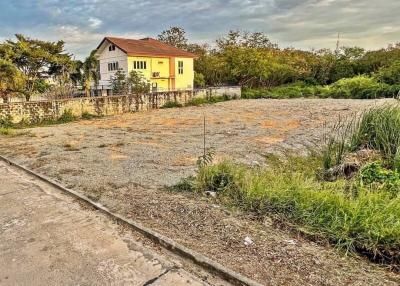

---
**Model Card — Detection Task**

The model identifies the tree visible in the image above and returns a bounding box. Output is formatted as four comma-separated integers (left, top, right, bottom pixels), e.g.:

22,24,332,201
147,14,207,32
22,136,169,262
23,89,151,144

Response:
1,34,73,101
126,71,150,94
0,59,26,103
82,50,99,97
216,30,277,50
157,27,188,49
110,70,127,94
375,60,400,85
110,70,149,95
194,72,206,88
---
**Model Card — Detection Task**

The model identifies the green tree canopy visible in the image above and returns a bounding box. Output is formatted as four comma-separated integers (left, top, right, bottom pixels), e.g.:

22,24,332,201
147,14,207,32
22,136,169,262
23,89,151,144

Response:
0,59,26,103
157,27,188,50
0,34,74,100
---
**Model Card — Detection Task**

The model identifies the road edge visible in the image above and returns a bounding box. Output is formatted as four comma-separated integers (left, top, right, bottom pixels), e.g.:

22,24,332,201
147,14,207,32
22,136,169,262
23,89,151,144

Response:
0,154,264,286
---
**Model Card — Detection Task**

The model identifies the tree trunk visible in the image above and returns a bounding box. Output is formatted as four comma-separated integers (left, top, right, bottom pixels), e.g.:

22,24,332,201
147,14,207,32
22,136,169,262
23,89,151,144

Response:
85,79,91,97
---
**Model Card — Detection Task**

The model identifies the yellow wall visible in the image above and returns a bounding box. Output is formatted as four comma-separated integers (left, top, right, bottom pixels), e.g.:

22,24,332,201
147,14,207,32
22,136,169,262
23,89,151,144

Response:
127,56,193,91
175,57,194,90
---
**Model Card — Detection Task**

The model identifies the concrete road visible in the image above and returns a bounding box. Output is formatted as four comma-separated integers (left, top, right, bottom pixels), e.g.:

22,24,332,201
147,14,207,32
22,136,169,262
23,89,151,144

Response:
0,161,208,286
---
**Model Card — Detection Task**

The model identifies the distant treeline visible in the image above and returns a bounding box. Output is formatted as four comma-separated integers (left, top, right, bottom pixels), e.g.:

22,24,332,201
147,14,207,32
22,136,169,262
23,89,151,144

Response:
1,28,399,103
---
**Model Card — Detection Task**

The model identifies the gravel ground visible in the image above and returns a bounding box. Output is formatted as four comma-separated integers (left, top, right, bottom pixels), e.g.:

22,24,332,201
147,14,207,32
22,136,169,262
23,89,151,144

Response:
1,98,399,285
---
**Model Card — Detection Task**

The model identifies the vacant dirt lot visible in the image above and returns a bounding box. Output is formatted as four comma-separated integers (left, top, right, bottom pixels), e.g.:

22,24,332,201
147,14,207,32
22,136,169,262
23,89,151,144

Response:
1,98,399,285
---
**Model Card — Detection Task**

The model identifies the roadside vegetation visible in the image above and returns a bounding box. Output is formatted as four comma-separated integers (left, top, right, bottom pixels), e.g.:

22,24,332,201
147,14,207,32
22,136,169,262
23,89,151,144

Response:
172,104,400,270
0,110,101,131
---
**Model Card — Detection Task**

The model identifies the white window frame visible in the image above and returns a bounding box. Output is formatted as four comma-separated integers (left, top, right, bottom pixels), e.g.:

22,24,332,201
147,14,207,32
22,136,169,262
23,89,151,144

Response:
178,61,184,74
108,61,119,71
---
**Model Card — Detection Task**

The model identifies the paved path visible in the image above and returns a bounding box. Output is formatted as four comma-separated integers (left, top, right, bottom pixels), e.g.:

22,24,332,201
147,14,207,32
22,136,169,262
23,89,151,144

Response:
0,161,208,286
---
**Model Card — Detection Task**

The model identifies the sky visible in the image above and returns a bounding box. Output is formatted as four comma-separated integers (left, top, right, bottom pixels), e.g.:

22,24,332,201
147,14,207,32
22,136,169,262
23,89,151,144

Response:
0,0,399,59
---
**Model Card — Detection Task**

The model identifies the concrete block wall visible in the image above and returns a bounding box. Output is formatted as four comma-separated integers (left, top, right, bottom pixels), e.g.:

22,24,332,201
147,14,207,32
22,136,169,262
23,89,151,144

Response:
0,87,241,124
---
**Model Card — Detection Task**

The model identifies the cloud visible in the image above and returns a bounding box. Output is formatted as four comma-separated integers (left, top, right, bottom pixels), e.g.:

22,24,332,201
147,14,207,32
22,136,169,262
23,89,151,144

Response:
0,0,399,59
88,17,102,29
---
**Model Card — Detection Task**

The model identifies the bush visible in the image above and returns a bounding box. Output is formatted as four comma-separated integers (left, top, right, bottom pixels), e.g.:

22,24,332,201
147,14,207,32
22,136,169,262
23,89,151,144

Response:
326,76,395,99
242,84,314,99
0,127,13,135
161,101,183,109
56,109,77,124
0,115,14,128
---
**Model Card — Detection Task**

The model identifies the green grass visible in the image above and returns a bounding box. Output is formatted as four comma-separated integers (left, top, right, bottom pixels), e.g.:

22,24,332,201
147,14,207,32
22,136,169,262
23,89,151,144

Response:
191,156,400,267
350,105,400,169
0,127,13,136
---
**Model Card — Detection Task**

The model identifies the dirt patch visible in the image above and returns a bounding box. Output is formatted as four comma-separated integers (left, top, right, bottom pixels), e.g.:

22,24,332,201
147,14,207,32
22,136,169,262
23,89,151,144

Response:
0,98,399,285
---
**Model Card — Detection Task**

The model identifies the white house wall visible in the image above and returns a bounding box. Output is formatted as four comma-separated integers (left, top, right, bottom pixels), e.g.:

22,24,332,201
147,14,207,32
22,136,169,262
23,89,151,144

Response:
97,41,128,88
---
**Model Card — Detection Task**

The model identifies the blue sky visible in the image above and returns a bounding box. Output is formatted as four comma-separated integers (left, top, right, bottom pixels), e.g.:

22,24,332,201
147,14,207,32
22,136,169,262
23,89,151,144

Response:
0,0,399,59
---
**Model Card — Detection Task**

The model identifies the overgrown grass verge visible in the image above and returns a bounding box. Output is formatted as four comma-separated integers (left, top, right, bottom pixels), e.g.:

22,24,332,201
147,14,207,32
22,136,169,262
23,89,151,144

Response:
181,155,400,269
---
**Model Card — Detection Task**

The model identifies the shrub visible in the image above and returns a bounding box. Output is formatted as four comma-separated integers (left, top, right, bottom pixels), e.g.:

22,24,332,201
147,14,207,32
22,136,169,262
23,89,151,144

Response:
327,76,394,99
57,109,77,123
0,127,13,135
0,115,14,128
161,101,183,109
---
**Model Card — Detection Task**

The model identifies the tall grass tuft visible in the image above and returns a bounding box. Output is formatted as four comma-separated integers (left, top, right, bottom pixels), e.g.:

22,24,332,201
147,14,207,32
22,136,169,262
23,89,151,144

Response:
350,105,400,169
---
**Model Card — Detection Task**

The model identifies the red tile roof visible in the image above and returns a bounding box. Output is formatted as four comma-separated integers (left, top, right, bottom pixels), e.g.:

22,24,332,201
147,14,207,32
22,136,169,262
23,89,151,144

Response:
98,37,197,58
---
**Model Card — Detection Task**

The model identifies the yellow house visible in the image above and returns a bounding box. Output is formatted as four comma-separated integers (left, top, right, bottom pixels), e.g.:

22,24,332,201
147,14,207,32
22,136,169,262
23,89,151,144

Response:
95,37,197,92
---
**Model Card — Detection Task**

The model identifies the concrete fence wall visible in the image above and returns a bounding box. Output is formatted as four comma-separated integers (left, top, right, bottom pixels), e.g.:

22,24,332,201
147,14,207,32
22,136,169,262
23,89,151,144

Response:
0,86,241,124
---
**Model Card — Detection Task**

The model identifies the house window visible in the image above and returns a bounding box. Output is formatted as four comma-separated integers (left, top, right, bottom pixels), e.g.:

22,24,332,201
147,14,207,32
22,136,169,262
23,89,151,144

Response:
178,61,183,74
133,61,147,70
109,44,115,51
108,61,119,71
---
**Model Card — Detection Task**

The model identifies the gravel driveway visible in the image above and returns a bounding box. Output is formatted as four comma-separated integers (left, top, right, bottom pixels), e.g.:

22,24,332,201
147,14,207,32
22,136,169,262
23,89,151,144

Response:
1,98,399,285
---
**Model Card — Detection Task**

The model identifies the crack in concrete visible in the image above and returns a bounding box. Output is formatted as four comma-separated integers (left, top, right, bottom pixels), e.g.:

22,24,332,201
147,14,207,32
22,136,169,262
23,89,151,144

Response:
141,268,173,286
